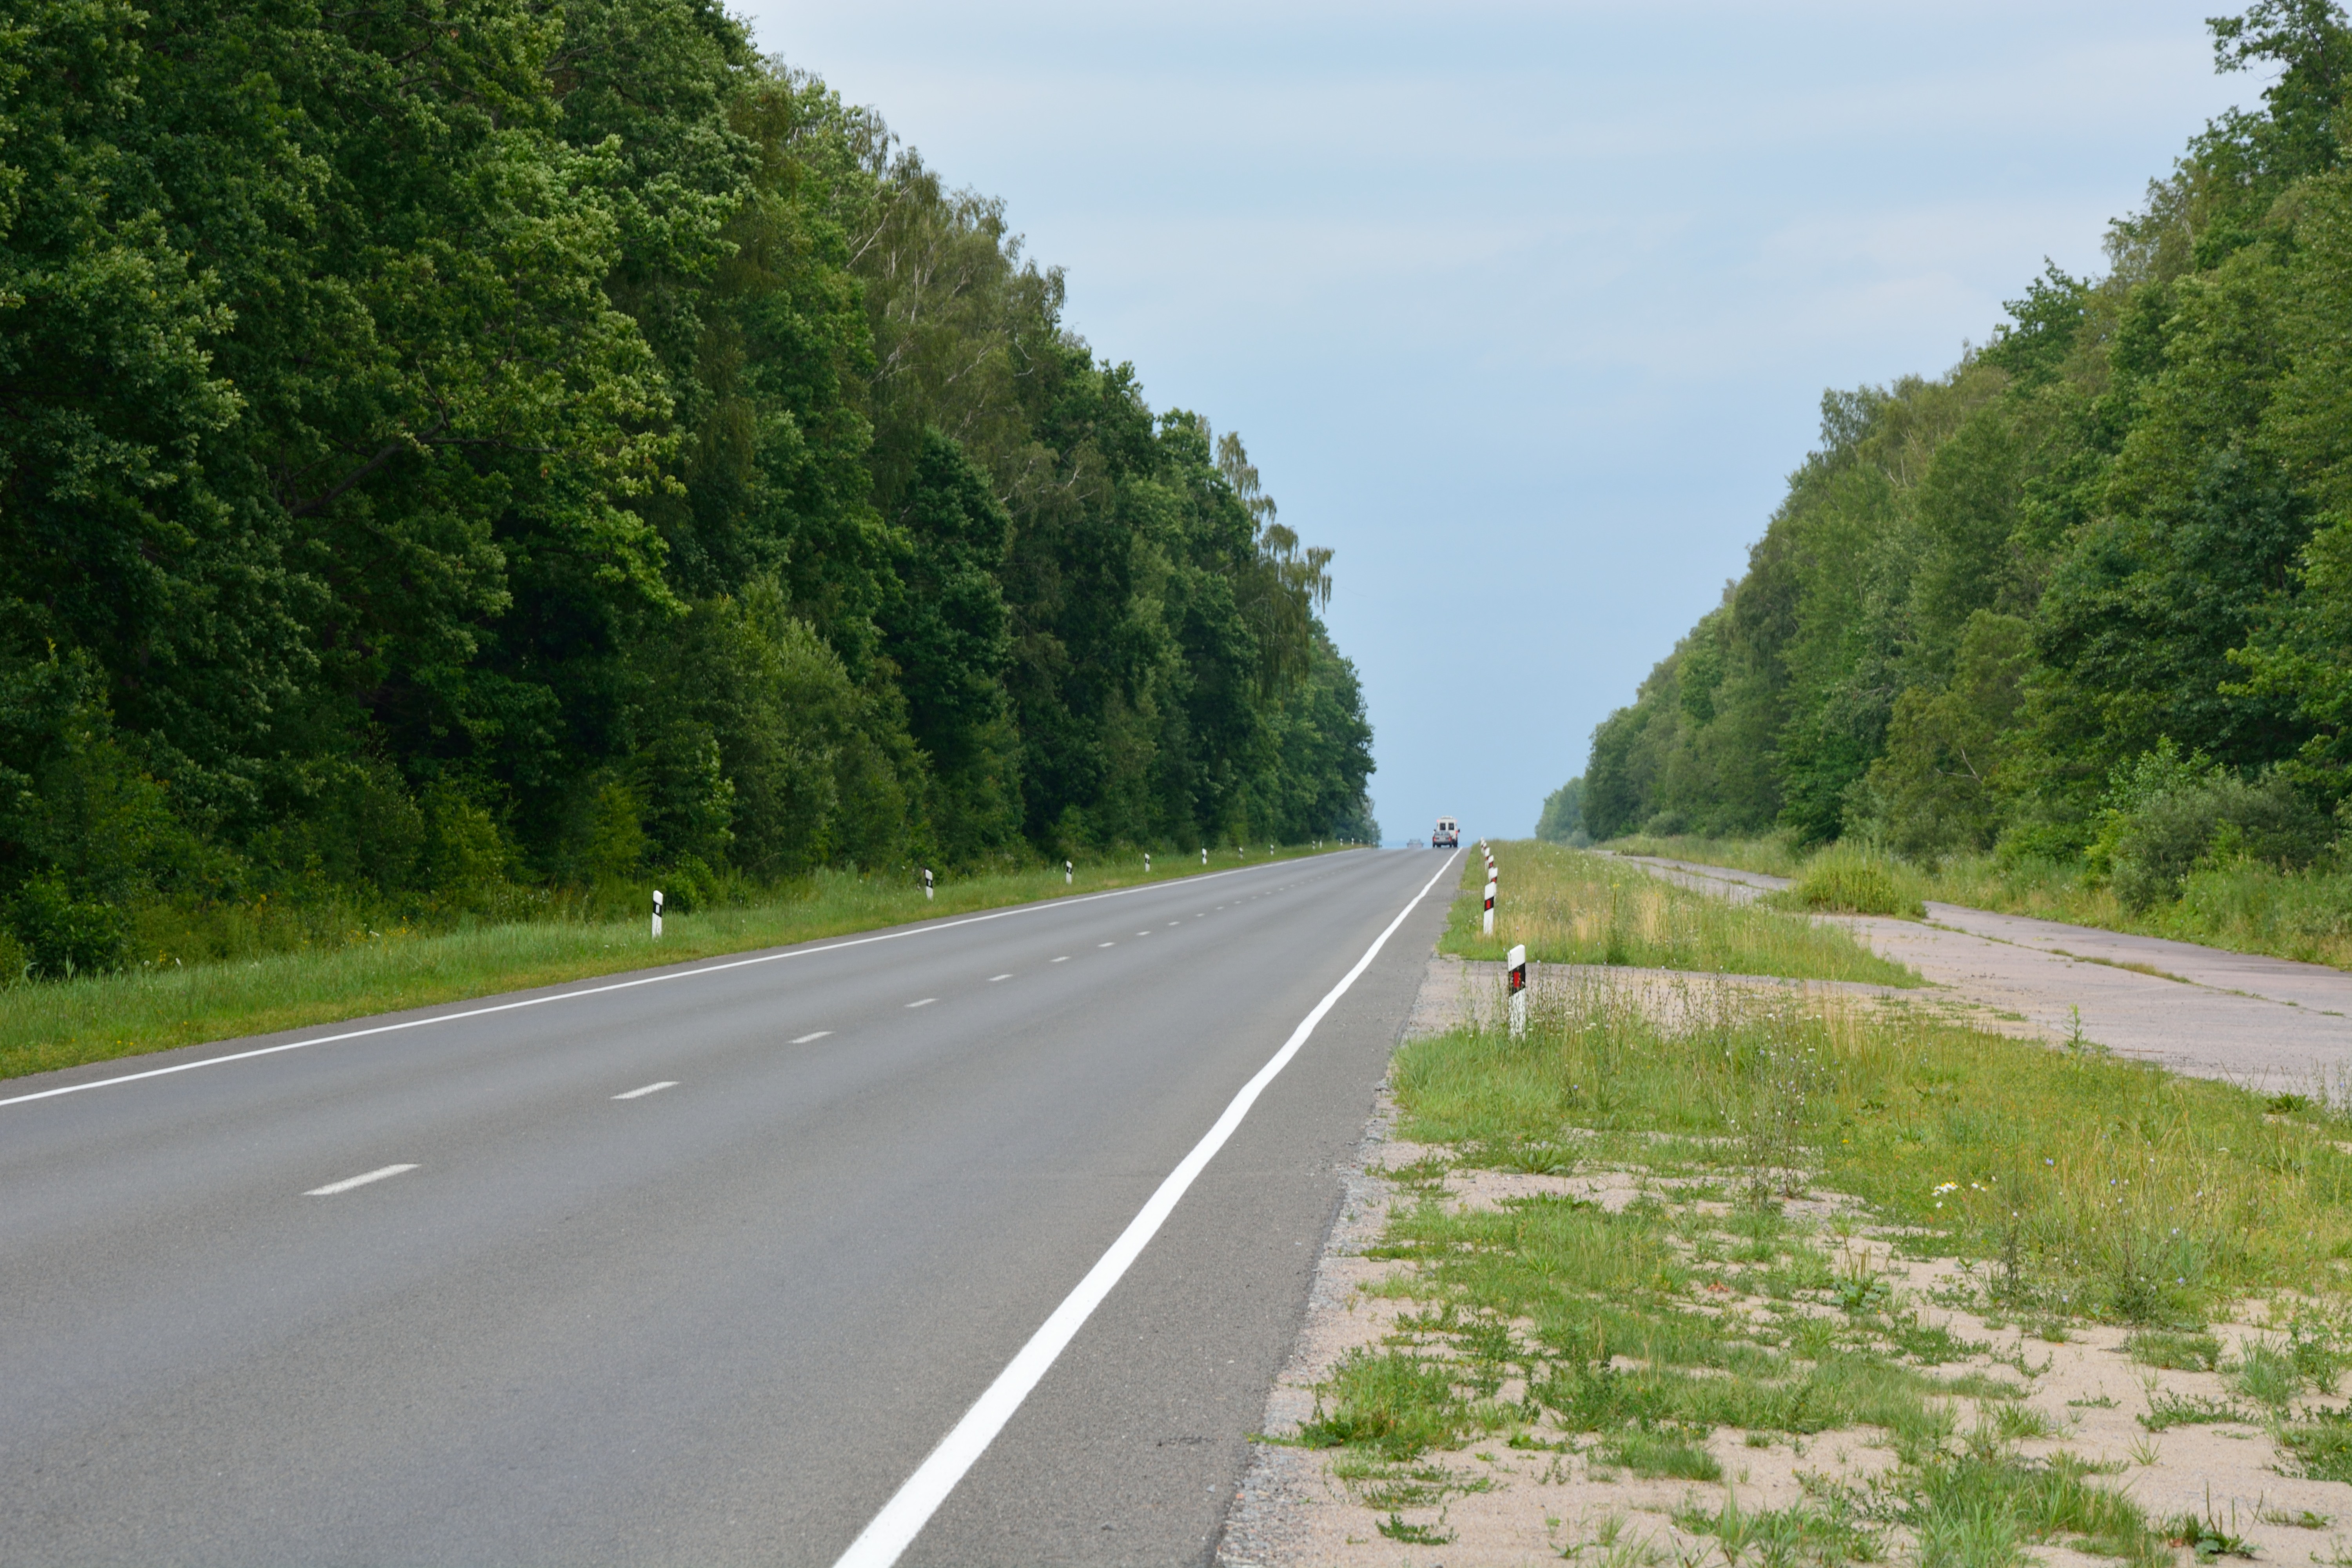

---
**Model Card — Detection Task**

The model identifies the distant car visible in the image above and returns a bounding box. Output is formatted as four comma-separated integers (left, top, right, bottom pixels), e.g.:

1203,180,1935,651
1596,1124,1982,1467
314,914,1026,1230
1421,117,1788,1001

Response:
1406,838,1426,849
1432,817,1459,849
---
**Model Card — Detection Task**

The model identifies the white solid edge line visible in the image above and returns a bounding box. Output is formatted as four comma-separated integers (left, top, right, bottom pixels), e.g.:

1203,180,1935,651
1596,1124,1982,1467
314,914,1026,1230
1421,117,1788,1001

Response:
988,975,1013,983
613,1080,678,1100
828,847,1462,1568
791,1031,833,1045
906,998,937,1009
305,1163,418,1196
0,852,1370,1111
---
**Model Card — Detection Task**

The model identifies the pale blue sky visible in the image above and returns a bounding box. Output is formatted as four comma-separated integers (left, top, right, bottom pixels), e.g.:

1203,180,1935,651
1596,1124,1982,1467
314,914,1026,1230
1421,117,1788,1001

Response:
749,0,2256,844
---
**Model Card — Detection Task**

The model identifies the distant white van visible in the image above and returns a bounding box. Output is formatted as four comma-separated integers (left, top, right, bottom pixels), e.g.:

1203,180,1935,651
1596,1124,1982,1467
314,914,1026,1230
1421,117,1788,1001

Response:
1432,817,1459,849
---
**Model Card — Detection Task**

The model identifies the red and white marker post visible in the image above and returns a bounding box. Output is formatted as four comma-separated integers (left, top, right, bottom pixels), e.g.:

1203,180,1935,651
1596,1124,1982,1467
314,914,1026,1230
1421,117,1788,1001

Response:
1482,874,1497,936
1507,943,1528,1038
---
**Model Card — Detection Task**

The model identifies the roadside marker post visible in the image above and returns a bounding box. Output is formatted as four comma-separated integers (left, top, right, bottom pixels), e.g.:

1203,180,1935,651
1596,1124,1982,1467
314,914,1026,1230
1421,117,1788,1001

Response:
1482,875,1497,936
651,889,663,940
1065,860,1073,885
1144,851,1151,874
923,867,934,902
1200,847,1207,866
1507,943,1528,1038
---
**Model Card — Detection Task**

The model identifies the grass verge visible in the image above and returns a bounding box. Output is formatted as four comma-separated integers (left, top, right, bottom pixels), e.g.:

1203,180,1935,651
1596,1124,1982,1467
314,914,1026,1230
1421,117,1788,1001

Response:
1442,840,1919,987
0,847,1345,1083
1283,968,2352,1557
1608,830,2352,973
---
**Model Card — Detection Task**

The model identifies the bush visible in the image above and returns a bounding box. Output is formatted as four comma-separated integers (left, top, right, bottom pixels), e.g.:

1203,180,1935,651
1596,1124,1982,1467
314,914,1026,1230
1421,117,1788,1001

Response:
1780,849,1927,918
2109,773,2329,913
9,873,128,978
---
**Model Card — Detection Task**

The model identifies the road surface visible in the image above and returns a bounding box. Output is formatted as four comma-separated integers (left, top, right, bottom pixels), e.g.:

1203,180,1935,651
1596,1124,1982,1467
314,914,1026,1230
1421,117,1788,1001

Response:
0,848,1457,1566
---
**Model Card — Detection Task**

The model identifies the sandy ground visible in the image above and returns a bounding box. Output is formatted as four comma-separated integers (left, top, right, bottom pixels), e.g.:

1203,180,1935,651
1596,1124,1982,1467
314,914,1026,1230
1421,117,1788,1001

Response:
1214,915,2352,1568
1620,856,2352,1093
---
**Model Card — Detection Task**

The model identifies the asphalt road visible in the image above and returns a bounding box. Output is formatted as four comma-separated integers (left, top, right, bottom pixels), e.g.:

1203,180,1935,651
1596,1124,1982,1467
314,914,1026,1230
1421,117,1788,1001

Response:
0,847,1459,1566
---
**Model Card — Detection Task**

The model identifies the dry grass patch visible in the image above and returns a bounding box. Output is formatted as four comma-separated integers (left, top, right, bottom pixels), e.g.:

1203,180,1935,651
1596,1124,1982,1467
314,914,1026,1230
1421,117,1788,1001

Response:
1445,841,1919,988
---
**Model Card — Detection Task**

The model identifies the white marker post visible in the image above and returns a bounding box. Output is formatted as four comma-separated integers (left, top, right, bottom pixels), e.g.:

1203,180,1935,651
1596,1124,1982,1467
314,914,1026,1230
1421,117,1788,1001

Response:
1065,860,1073,886
923,867,934,902
651,889,664,940
1200,847,1207,866
1507,943,1528,1039
1144,851,1151,874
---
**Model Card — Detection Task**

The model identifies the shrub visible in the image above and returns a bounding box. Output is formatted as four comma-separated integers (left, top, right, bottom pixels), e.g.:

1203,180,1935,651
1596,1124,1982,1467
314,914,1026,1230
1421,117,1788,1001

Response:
2110,775,2329,912
1780,849,1927,918
9,873,128,978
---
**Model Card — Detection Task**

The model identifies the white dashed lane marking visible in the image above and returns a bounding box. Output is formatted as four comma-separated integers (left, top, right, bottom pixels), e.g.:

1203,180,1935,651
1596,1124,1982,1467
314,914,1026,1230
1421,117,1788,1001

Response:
305,1164,417,1197
613,1081,677,1100
792,1031,833,1044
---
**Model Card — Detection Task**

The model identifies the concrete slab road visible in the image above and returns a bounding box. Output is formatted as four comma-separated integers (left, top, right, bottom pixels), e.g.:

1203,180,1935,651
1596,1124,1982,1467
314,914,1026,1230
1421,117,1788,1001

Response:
0,847,1459,1567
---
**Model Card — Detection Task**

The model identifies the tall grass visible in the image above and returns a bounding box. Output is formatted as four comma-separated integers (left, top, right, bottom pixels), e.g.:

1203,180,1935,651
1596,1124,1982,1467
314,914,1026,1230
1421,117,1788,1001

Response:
1442,841,1918,987
1607,832,1804,877
1608,831,2352,970
0,848,1342,1082
1773,845,1930,918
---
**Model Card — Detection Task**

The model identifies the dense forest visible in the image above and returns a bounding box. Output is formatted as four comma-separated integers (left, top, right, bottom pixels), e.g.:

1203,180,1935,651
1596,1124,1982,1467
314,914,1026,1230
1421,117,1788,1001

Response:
1561,0,2352,909
0,0,1376,976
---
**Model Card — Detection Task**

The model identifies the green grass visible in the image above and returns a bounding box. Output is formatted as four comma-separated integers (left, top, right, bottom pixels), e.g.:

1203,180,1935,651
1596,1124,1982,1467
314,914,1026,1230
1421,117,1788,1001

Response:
2124,1329,2221,1372
1673,1489,1882,1567
1441,841,1920,987
2280,1407,2352,1482
1596,1428,1722,1480
1294,965,2352,1557
1771,847,1930,919
1605,830,2352,975
1397,975,2352,1316
0,846,1345,1082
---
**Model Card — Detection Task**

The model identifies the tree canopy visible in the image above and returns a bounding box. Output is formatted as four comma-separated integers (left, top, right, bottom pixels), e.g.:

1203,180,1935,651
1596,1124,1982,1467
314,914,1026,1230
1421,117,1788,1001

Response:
1569,2,2352,886
0,0,1375,974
